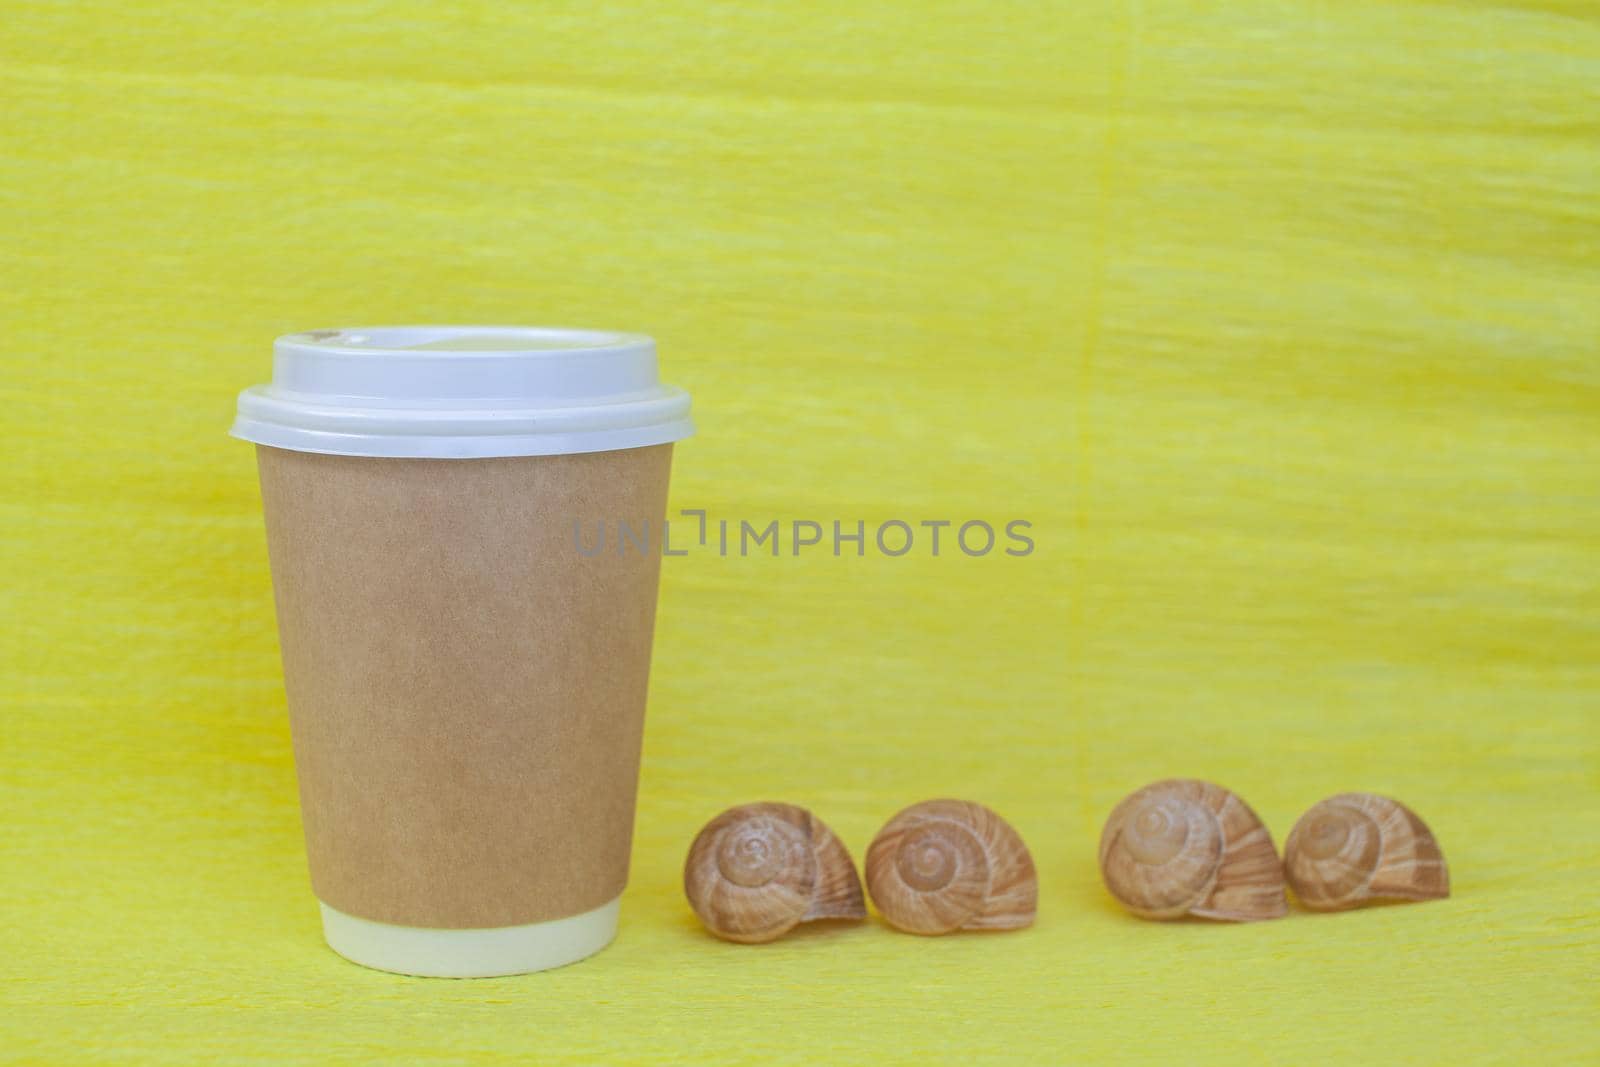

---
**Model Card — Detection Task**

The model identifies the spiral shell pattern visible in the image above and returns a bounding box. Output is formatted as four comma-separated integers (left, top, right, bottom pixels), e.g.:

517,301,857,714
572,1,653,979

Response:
1099,779,1287,922
684,803,866,943
1284,793,1448,910
865,799,1037,935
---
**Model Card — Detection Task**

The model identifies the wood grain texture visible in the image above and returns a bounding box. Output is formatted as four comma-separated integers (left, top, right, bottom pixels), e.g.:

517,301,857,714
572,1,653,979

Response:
1,1,1596,1063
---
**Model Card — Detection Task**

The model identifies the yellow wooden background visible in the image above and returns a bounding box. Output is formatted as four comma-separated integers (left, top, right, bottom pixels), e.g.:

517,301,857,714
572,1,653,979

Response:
3,2,1597,1063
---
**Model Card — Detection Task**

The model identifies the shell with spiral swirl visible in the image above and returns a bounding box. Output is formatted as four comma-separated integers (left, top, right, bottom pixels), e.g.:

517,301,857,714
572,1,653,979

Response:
1283,793,1448,911
864,799,1037,935
683,802,867,943
1098,779,1288,922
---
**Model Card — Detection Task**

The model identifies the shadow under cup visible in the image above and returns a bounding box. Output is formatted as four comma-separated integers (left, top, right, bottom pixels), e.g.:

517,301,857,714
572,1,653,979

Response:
233,326,693,977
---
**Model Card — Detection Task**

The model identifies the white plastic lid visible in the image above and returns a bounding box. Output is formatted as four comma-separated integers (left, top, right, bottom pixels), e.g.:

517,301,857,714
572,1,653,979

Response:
230,326,694,458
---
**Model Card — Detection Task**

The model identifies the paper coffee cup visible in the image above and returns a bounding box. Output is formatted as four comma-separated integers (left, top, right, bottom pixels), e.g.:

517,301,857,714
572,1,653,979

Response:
232,326,693,977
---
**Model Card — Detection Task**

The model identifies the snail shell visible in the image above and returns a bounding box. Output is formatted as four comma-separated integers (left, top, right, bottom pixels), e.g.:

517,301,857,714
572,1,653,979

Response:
865,799,1037,935
1284,793,1448,910
684,803,866,943
1099,779,1287,922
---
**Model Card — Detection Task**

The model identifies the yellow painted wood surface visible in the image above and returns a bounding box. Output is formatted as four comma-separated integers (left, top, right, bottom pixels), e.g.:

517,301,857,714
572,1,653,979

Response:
2,2,1596,1062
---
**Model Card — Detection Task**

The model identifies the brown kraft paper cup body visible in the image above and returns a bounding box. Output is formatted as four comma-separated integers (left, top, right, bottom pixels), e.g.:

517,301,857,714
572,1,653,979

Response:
256,443,673,930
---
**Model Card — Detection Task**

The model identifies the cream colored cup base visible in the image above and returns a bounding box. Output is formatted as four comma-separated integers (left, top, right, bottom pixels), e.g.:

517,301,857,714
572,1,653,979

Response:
319,896,621,978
